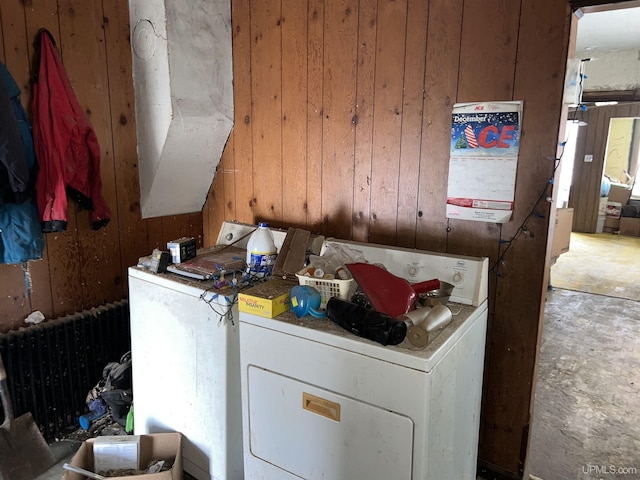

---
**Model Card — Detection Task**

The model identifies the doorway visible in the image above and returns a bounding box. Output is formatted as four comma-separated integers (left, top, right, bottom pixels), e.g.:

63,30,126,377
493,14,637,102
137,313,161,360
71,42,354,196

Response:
527,3,640,479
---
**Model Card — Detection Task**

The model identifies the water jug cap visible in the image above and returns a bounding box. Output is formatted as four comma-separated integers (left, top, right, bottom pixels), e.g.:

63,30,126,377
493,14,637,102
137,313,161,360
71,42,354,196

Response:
258,222,269,228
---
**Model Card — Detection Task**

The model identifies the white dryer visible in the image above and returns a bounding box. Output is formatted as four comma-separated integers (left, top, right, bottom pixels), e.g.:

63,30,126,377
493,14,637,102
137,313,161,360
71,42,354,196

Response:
239,240,489,480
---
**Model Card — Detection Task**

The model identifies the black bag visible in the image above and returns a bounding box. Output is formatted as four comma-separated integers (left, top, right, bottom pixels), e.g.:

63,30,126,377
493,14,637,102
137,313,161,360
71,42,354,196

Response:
86,351,133,427
102,351,132,391
326,298,407,346
100,388,133,426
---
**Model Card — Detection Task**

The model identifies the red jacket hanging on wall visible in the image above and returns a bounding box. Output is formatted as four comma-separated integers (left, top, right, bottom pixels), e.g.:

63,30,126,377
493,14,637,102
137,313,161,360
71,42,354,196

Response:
32,29,111,232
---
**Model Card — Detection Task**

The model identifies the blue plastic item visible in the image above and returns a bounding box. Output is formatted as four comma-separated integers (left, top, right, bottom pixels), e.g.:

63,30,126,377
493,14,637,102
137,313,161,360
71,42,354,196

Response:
601,176,611,197
79,409,105,430
290,285,326,318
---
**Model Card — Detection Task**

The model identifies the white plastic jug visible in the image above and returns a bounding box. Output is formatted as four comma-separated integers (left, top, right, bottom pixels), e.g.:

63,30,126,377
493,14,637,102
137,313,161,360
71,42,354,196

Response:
246,222,277,276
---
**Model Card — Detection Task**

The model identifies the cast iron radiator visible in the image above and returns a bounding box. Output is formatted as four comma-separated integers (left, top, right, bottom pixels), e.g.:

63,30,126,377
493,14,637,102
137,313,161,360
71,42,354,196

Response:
0,300,130,441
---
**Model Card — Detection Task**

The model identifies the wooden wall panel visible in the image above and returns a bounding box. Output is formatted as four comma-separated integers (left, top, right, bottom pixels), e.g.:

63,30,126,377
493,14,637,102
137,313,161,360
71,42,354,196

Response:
189,213,204,248
1,266,29,328
58,0,121,307
416,0,463,253
572,108,597,230
251,0,283,226
47,230,83,316
587,108,609,227
368,0,407,246
321,0,358,238
569,102,640,233
281,0,308,228
230,0,253,222
396,0,428,248
161,215,190,247
306,0,324,231
222,131,238,223
486,0,572,472
103,0,149,289
0,0,203,330
575,105,602,234
24,0,60,93
1,0,30,103
146,218,164,252
27,258,53,317
457,0,521,103
203,131,234,241
351,1,376,243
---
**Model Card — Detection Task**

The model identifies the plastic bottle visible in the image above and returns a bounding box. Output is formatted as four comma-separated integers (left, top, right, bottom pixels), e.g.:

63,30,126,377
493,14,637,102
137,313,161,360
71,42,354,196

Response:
79,409,105,430
335,265,350,280
246,222,277,277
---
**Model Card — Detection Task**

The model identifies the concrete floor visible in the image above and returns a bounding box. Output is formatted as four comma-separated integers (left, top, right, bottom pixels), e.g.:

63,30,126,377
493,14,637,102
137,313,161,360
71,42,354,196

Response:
34,440,82,480
528,233,640,480
550,233,640,301
34,420,125,480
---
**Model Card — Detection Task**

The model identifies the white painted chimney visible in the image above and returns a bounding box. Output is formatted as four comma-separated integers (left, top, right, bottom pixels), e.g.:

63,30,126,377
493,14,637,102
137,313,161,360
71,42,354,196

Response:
128,0,233,218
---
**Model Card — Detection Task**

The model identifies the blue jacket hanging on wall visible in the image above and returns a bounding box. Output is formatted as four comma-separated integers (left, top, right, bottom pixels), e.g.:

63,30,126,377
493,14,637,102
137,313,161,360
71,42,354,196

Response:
0,61,44,264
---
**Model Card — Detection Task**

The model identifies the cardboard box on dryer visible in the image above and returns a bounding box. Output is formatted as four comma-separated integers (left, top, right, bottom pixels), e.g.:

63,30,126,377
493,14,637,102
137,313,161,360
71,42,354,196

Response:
238,279,292,318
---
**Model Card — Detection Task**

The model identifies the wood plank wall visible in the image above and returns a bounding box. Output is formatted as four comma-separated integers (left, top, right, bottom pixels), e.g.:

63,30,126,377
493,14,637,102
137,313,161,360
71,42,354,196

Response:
0,1,203,332
203,0,571,474
570,102,640,233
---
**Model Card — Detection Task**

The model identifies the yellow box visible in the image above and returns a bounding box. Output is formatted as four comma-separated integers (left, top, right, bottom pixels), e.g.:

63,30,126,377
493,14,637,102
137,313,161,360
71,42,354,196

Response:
238,279,292,318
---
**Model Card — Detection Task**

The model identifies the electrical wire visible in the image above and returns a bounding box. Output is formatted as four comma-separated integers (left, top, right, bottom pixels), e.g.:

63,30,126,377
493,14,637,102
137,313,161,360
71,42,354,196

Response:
490,141,566,276
197,259,275,324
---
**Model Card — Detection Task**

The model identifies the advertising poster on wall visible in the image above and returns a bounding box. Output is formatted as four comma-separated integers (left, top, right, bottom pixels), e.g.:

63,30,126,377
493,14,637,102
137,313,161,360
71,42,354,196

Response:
446,101,523,223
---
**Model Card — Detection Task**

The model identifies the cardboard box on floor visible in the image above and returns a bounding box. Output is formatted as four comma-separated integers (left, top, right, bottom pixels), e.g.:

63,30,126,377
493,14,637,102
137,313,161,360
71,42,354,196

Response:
605,202,622,219
64,433,182,480
551,208,573,258
604,216,620,232
620,217,640,237
607,184,632,205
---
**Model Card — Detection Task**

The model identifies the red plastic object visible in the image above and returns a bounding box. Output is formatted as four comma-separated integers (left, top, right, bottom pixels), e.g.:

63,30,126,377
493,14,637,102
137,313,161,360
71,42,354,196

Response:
346,263,440,317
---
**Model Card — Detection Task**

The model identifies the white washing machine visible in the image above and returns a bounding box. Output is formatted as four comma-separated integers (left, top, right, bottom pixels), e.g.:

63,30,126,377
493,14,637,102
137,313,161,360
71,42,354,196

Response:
239,240,489,480
128,222,289,480
129,267,244,480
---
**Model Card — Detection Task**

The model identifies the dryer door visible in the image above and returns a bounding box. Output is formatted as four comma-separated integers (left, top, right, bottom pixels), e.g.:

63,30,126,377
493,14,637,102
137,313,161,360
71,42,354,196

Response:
247,366,414,480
